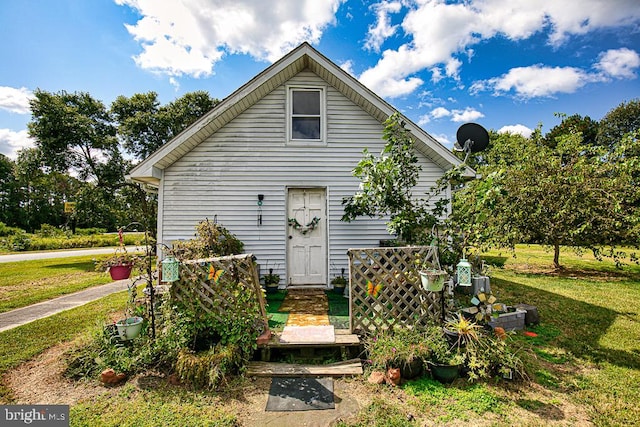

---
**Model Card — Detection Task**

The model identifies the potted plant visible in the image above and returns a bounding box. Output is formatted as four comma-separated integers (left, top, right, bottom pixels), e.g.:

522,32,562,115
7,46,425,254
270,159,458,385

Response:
414,253,448,292
331,273,347,295
113,282,145,341
364,326,431,380
95,231,142,281
443,314,482,348
423,324,464,383
263,268,280,293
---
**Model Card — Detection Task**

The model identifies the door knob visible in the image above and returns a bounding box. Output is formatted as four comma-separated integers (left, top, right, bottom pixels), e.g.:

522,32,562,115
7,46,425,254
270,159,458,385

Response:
288,235,292,239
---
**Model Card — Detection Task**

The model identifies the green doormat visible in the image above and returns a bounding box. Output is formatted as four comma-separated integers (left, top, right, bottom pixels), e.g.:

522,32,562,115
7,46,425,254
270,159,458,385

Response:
265,377,335,411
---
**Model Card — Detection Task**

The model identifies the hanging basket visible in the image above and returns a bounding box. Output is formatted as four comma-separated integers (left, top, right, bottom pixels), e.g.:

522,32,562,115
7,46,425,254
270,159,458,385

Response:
109,264,133,280
419,270,447,292
115,316,143,341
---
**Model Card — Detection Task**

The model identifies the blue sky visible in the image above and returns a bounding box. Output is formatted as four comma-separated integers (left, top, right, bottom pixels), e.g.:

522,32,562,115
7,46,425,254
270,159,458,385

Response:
1,0,639,159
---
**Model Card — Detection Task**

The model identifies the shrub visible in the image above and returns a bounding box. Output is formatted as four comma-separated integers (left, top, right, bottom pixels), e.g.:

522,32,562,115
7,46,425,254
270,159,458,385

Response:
75,227,107,236
172,219,243,259
36,224,68,238
174,344,241,389
0,222,23,237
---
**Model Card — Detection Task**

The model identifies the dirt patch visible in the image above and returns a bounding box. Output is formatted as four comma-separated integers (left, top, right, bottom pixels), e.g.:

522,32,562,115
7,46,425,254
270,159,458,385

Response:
4,343,117,405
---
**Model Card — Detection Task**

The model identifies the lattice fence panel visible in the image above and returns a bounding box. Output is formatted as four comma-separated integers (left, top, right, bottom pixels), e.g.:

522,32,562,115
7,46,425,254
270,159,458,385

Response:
348,246,444,335
169,253,268,333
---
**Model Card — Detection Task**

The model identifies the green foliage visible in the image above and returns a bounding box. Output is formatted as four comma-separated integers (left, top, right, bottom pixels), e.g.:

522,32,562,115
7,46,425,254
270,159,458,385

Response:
342,113,457,244
596,98,640,149
453,126,640,268
171,218,244,259
0,222,22,237
36,223,68,238
174,345,241,389
28,90,120,186
364,326,432,370
112,91,219,160
75,227,107,235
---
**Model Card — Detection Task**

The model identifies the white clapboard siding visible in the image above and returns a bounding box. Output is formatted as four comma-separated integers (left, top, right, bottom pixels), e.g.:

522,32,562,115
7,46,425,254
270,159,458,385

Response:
160,71,446,282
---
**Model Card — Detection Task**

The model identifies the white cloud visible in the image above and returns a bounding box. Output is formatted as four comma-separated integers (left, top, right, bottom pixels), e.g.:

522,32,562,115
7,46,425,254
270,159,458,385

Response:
424,106,483,123
595,48,640,79
364,1,403,52
0,129,34,159
340,59,356,76
0,86,33,114
430,132,454,147
498,124,533,138
116,0,344,77
358,0,640,97
430,107,450,119
473,65,590,98
450,107,484,123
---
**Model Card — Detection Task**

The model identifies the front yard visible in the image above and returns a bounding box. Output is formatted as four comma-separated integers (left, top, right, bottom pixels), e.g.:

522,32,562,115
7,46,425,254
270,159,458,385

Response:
0,245,638,426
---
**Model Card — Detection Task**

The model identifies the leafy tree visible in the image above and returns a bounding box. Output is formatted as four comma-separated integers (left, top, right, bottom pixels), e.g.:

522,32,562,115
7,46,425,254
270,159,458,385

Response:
0,154,20,227
597,99,640,149
342,113,456,244
28,90,120,187
453,128,639,269
112,91,218,160
544,114,599,148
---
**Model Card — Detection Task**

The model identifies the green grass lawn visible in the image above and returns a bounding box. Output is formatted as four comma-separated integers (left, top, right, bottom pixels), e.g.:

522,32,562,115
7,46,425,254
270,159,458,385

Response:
1,245,638,425
0,254,148,313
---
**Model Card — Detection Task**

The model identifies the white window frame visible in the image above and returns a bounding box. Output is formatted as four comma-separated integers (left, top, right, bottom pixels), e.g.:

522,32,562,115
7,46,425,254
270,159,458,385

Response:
287,85,326,145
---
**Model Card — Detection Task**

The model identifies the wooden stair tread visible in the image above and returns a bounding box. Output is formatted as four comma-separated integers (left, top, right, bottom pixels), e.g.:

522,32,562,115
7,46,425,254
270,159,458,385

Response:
247,359,363,377
259,328,361,348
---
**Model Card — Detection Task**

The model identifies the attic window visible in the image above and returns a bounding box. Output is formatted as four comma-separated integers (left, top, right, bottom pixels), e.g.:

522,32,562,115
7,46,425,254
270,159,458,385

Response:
289,88,324,141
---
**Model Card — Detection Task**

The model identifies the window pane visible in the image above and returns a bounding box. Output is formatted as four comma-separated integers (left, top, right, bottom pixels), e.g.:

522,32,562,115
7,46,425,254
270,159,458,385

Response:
292,91,320,115
292,117,320,139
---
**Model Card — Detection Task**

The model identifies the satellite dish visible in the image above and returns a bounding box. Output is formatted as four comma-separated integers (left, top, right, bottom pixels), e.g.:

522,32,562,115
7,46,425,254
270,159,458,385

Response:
456,123,489,153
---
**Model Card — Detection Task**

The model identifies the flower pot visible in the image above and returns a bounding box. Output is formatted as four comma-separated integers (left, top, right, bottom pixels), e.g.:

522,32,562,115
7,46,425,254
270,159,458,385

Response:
400,358,424,379
266,284,279,294
333,284,346,295
420,270,447,292
427,361,460,383
115,316,143,341
109,264,133,280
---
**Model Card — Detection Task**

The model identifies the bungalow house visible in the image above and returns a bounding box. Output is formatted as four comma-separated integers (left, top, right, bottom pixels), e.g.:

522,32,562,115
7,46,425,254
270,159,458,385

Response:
128,42,471,288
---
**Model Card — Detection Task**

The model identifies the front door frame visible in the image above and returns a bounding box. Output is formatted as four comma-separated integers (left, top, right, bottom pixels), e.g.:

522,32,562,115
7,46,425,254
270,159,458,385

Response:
285,186,328,287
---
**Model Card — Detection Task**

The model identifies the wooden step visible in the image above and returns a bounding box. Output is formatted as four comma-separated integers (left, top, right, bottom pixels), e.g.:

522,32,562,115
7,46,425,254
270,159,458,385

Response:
258,328,361,348
247,358,363,377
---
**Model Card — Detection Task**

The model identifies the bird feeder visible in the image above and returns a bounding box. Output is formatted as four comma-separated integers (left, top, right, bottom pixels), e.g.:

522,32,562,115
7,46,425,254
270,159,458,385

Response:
456,258,472,287
161,256,179,283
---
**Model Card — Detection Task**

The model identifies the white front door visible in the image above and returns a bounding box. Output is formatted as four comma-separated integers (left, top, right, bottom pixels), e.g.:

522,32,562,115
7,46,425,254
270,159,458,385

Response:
287,188,327,285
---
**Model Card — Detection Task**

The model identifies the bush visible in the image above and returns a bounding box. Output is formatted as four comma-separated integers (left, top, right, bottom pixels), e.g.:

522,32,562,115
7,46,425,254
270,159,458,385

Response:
7,232,31,251
36,224,68,238
0,222,23,237
75,227,107,236
172,219,244,259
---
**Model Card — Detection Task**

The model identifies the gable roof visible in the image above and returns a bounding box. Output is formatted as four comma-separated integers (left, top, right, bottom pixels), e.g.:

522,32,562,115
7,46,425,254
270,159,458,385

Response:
128,42,473,187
